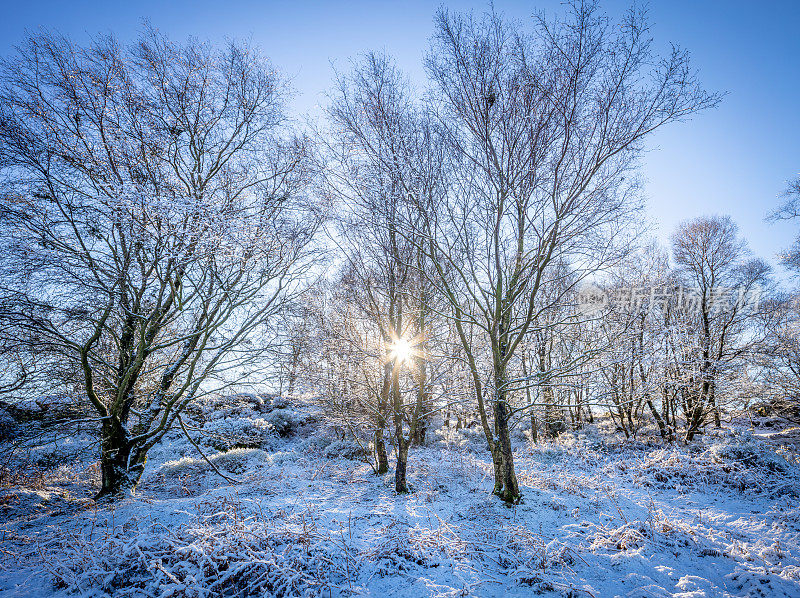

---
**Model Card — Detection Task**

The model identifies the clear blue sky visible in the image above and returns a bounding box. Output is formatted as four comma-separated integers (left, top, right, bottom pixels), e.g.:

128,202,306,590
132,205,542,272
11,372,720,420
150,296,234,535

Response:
1,1,798,283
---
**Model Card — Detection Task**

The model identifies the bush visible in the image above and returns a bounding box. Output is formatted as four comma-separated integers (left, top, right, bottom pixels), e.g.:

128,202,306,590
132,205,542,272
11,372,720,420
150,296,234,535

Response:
201,417,277,451
28,436,96,468
153,455,208,480
188,394,308,436
750,398,800,423
266,394,290,410
0,411,18,441
212,448,270,474
632,432,798,497
708,435,790,474
299,435,333,454
455,427,488,453
1,395,91,425
263,408,296,437
189,393,266,423
154,448,270,481
323,440,368,461
265,451,298,467
511,426,528,443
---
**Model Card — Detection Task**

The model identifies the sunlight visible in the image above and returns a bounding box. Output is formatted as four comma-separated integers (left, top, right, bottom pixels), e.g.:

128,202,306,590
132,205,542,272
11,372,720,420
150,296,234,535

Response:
389,337,413,364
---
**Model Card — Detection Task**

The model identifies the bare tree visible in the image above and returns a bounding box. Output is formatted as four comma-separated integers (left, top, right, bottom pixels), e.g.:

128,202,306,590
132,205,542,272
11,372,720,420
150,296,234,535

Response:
769,174,800,272
670,216,770,440
0,29,319,497
755,173,800,419
412,1,718,503
754,293,800,420
593,244,673,440
321,52,447,492
310,275,388,470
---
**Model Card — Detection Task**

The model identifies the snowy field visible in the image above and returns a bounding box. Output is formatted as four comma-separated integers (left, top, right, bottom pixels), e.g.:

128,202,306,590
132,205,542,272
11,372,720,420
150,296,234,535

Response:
1,397,799,598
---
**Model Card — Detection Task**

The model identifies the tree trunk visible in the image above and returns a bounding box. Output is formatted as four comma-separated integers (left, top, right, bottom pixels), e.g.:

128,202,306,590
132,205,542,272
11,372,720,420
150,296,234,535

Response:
411,360,429,445
538,342,561,439
685,405,704,441
375,428,389,474
710,378,721,427
685,388,708,442
686,360,714,441
375,361,392,475
522,348,537,443
493,398,520,503
392,365,410,493
662,387,672,428
97,417,145,498
395,435,409,493
646,398,668,440
490,444,504,496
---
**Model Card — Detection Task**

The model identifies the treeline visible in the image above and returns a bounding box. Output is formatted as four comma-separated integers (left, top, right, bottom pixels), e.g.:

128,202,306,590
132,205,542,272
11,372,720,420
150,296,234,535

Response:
0,2,796,504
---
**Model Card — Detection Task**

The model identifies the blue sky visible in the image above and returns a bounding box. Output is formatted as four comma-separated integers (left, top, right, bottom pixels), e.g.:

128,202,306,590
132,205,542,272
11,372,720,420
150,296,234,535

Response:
1,1,798,283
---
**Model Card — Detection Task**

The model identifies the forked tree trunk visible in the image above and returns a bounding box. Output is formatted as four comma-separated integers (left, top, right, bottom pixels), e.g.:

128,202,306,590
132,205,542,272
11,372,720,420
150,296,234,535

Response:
685,388,708,441
97,417,147,499
686,359,714,441
685,406,704,441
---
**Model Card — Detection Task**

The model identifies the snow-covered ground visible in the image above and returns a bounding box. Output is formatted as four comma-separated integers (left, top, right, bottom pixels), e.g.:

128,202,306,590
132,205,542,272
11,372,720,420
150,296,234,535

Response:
1,399,799,597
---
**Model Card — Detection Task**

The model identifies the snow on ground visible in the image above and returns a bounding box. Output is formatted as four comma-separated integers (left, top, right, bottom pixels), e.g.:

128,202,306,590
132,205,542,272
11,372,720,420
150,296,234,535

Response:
1,402,799,597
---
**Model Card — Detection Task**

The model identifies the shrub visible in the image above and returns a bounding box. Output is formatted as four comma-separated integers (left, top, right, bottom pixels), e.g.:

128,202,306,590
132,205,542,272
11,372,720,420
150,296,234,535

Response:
153,449,270,481
163,455,206,476
266,395,290,410
0,411,18,441
189,393,266,422
212,448,270,474
263,409,296,437
323,440,368,461
201,417,277,451
708,436,790,474
28,436,96,468
300,436,333,454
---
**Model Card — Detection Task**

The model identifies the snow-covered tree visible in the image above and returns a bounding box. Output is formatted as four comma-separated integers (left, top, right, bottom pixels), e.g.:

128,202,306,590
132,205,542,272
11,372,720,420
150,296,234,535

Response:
412,1,718,502
669,216,770,440
0,29,319,497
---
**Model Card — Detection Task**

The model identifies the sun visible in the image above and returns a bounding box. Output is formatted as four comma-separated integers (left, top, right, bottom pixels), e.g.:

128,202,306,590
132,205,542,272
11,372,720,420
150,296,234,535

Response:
389,337,413,364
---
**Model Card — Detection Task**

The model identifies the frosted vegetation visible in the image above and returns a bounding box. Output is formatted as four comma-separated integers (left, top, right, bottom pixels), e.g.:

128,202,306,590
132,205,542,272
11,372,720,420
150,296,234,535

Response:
0,1,799,596
1,394,799,596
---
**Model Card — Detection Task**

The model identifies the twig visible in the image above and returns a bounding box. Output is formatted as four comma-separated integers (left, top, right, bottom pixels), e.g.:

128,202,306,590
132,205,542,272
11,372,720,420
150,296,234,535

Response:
177,414,241,484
